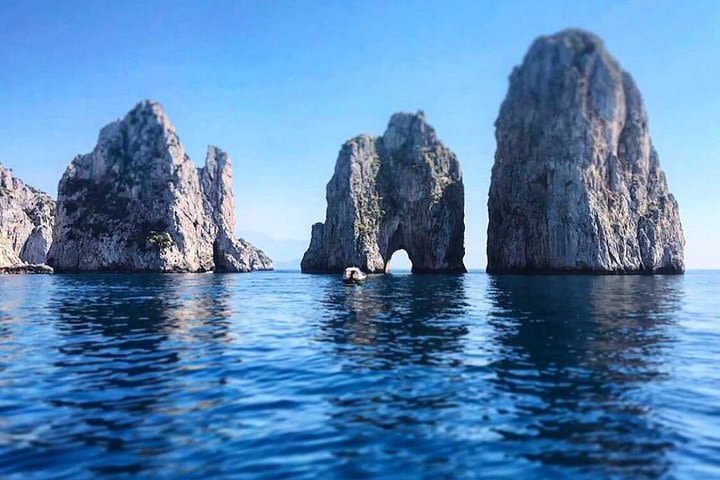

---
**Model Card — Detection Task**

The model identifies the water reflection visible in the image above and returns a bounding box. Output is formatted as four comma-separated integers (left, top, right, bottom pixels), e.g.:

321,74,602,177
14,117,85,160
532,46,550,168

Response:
315,276,472,476
44,274,234,475
487,275,684,477
319,275,470,368
2,271,714,479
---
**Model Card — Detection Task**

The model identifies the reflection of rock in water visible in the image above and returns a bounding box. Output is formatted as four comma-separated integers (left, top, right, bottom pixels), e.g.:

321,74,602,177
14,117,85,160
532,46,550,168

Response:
487,275,683,477
319,275,469,368
317,275,470,471
47,274,233,475
160,274,235,344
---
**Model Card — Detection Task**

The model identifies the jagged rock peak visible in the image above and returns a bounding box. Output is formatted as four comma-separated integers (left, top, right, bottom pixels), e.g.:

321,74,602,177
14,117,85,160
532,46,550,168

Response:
487,29,685,274
302,111,465,274
124,99,174,128
382,110,437,152
47,100,272,273
0,163,55,272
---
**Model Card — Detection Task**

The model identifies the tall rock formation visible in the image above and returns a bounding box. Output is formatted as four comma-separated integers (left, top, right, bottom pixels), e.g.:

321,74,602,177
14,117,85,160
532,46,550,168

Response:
302,111,465,273
47,100,272,272
487,29,684,274
200,146,273,272
0,164,55,272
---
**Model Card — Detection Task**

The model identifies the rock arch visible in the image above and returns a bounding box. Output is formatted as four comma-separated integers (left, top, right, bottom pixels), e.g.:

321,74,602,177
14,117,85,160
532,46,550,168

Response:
301,112,466,274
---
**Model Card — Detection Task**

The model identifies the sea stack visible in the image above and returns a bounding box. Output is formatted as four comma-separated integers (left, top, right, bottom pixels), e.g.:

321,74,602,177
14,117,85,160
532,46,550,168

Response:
47,100,272,272
0,164,55,273
301,111,465,273
487,29,684,273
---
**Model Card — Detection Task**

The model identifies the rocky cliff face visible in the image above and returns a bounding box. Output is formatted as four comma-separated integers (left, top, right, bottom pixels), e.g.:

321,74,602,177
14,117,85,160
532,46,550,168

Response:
487,29,684,273
47,100,272,272
199,146,273,272
0,164,55,272
302,111,465,273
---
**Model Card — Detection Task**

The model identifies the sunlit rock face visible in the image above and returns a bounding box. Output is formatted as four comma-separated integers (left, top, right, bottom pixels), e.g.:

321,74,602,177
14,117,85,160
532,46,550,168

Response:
47,100,272,272
0,164,55,271
487,29,685,274
302,111,466,273
200,146,273,272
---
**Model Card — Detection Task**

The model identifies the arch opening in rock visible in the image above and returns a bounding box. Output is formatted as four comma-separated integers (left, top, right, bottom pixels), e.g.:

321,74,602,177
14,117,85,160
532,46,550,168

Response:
385,248,412,273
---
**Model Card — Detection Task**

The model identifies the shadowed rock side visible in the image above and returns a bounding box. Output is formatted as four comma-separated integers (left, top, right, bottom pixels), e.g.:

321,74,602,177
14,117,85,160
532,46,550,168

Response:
487,30,684,274
47,100,272,272
302,111,465,273
0,164,55,273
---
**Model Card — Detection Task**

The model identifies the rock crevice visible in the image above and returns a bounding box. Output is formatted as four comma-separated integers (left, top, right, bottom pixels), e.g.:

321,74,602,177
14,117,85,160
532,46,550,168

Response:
302,111,465,273
487,29,684,273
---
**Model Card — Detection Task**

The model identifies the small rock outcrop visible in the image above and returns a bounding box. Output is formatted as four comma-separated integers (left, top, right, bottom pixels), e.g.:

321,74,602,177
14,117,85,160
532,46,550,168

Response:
47,100,272,273
302,111,465,273
487,29,685,274
0,164,55,272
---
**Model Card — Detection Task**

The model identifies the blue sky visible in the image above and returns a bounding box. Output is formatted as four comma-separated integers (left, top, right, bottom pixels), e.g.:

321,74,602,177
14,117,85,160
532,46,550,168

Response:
1,0,718,269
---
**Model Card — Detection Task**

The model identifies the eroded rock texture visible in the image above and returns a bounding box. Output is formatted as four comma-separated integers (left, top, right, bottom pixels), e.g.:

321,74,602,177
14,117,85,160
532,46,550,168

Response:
47,100,272,272
302,111,465,273
488,29,684,274
0,164,55,272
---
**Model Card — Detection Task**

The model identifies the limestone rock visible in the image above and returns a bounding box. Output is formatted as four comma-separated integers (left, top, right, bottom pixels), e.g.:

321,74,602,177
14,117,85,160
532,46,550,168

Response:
229,237,273,272
487,29,685,274
0,263,54,274
0,164,55,270
47,100,272,272
302,111,465,273
199,145,274,273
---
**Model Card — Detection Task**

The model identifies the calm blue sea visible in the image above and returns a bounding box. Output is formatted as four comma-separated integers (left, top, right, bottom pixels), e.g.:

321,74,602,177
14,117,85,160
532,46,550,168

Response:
0,271,718,479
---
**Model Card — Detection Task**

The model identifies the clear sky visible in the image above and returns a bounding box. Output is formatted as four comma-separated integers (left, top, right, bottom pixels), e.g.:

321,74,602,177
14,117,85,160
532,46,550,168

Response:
1,0,718,269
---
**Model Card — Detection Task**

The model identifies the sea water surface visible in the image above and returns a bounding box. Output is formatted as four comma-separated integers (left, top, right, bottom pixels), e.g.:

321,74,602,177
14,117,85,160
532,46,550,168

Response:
0,271,718,479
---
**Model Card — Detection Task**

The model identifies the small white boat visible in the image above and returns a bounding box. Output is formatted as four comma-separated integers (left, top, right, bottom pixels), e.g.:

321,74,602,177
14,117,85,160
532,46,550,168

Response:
343,267,367,286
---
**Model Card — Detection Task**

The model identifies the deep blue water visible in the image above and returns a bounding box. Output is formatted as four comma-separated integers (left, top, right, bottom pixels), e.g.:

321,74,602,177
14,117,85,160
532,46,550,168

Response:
0,271,718,479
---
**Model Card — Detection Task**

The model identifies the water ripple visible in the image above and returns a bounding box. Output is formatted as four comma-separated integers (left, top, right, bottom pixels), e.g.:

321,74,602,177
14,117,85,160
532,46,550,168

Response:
0,271,718,478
